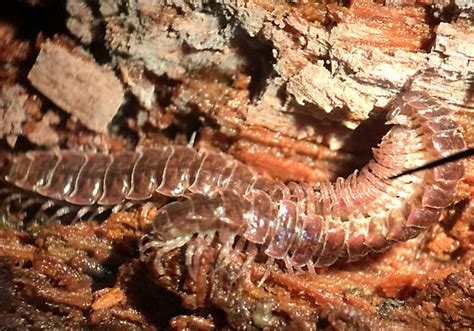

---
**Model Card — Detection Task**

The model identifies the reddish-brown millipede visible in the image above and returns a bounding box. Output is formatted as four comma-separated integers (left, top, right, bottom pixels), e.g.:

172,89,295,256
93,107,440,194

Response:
0,90,467,283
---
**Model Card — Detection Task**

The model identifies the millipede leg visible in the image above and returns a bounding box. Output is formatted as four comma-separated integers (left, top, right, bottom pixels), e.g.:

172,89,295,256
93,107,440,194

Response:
215,233,236,271
190,233,214,280
75,206,95,222
21,198,43,209
48,206,73,222
258,258,274,287
123,201,136,211
3,193,23,204
306,260,315,274
111,204,124,213
185,238,198,279
95,206,108,216
229,237,247,266
232,242,258,283
234,237,246,253
139,236,167,261
154,237,190,275
40,200,55,211
283,255,294,274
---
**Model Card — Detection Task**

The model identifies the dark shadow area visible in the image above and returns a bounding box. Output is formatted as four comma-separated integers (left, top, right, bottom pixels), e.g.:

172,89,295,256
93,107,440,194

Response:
290,103,390,178
232,27,276,101
0,0,67,39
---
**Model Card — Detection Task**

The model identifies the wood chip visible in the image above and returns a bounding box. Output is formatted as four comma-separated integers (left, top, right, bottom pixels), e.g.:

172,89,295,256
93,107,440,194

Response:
91,287,125,310
28,40,124,133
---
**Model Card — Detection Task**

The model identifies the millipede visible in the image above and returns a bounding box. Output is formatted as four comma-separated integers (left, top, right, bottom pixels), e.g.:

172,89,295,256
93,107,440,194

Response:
0,88,469,284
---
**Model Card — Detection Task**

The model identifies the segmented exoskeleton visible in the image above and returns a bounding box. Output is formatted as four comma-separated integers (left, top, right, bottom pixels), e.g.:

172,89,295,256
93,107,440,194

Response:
0,90,467,283
139,90,467,281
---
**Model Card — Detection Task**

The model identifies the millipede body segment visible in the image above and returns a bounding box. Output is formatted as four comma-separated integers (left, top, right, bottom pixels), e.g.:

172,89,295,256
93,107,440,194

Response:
0,90,467,281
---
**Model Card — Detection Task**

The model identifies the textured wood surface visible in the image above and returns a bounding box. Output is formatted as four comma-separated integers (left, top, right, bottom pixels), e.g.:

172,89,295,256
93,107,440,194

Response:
0,0,472,329
28,40,124,133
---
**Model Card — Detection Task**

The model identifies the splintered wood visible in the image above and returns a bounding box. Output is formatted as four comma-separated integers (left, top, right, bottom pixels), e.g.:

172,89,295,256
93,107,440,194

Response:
28,40,124,133
0,0,473,330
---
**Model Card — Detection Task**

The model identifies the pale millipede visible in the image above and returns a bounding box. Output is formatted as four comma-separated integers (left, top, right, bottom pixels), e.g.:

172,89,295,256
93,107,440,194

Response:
0,90,467,283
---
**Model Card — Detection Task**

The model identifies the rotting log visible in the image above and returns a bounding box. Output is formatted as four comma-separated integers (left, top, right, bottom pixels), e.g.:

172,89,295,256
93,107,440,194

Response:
0,0,473,329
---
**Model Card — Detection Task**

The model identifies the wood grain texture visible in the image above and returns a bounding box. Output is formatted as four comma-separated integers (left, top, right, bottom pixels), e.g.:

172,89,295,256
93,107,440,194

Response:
28,40,124,133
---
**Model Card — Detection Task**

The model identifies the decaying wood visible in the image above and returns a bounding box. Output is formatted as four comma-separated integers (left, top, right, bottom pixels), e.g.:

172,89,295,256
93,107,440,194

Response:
0,85,28,140
84,0,473,127
28,39,124,133
0,0,473,330
62,0,473,181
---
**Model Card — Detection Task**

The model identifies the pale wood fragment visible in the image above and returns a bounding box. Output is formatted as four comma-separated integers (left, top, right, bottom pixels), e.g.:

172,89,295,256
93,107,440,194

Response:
91,287,125,310
0,85,28,139
28,40,124,133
